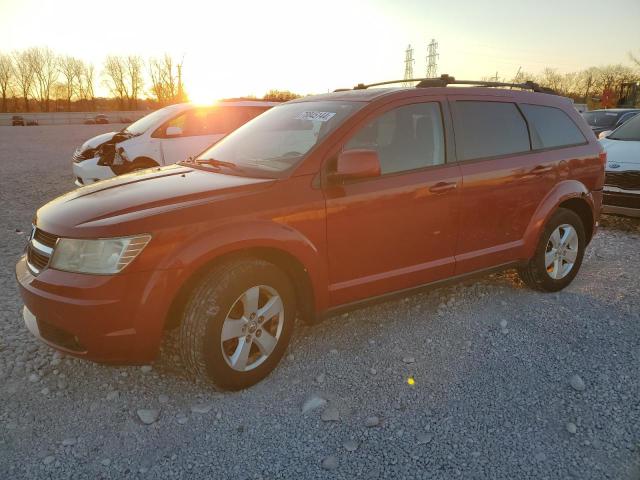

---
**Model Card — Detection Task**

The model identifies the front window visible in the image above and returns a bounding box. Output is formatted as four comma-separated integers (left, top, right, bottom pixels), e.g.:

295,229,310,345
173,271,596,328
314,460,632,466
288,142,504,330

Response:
193,101,362,176
608,113,640,141
582,111,621,128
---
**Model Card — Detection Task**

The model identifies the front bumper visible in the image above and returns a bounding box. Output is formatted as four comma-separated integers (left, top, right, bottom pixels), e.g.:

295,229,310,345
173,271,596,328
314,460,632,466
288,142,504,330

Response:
15,255,175,363
72,157,115,187
603,187,640,218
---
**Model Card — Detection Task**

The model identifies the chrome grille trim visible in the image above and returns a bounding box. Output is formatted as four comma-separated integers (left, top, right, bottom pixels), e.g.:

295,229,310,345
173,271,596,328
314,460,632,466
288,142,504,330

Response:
26,228,58,276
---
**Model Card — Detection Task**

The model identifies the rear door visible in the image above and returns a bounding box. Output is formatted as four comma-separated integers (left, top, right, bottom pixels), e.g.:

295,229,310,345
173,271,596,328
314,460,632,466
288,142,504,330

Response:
323,98,462,306
450,98,552,273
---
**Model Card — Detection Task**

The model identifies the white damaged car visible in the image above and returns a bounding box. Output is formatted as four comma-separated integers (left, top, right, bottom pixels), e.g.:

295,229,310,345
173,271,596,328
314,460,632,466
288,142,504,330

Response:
600,113,640,217
72,101,276,186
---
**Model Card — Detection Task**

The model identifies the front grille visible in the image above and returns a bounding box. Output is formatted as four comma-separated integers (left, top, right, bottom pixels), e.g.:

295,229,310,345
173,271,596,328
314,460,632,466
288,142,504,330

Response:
72,148,95,163
26,228,58,275
603,192,640,209
605,171,640,191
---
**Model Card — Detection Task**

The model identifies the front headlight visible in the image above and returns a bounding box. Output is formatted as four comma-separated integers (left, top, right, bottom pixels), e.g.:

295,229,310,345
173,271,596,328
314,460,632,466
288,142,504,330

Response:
50,235,151,275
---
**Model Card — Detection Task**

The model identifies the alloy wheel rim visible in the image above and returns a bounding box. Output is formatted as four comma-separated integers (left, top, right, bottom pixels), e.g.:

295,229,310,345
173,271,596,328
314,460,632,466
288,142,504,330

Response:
220,285,284,372
545,224,579,280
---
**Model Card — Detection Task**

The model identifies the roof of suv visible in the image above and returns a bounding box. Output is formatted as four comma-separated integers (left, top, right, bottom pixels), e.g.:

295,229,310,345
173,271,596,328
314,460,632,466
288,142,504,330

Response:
293,75,563,104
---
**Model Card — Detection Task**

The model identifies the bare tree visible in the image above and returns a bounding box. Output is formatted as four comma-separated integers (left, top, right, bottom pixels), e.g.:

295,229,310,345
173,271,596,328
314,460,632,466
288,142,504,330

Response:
31,47,59,112
12,49,36,111
58,55,80,111
103,55,129,109
75,61,95,110
629,51,640,70
126,55,144,109
0,53,13,112
148,54,179,106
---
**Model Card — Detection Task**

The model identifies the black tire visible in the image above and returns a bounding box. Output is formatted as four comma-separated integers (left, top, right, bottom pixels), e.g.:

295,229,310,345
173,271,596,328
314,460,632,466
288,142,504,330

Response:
179,259,296,390
518,208,586,292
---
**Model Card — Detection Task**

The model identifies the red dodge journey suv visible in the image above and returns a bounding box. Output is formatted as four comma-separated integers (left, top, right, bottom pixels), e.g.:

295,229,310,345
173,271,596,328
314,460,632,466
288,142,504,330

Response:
16,76,605,390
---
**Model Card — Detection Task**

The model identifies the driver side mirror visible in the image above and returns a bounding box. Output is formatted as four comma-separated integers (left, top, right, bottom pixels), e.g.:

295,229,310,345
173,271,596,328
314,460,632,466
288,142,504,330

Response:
330,149,381,183
165,126,183,137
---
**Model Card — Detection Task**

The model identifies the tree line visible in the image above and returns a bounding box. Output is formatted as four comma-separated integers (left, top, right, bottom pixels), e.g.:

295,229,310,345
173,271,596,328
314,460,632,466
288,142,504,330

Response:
486,53,640,107
0,48,188,113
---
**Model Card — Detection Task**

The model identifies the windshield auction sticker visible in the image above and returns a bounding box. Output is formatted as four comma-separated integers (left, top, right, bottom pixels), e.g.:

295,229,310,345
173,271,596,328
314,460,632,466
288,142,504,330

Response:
294,111,336,122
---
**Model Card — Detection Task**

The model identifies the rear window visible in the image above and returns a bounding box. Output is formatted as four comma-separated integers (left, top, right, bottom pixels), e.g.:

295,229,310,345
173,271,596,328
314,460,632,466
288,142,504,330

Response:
520,104,586,149
452,101,530,161
582,111,620,127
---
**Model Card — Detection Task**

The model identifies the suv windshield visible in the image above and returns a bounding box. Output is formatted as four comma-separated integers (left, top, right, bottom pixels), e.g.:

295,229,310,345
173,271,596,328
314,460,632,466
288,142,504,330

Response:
608,113,640,141
123,105,182,136
193,101,362,176
582,111,622,127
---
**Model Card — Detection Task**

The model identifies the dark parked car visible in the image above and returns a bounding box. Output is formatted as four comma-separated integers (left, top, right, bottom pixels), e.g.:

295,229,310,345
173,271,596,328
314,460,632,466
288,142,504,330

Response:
12,115,25,126
582,108,640,137
26,119,39,126
17,76,604,390
95,114,109,124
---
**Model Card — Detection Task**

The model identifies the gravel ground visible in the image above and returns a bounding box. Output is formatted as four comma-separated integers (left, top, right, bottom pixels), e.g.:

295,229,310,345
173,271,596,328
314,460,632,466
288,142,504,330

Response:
1,125,639,480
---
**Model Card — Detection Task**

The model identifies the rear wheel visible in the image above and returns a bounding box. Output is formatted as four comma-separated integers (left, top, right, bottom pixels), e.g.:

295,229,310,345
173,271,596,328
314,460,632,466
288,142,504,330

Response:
179,259,296,390
518,208,586,292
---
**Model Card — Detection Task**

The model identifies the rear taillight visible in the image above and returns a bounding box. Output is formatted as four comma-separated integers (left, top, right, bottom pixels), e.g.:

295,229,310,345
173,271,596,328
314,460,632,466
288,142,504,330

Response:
598,150,607,166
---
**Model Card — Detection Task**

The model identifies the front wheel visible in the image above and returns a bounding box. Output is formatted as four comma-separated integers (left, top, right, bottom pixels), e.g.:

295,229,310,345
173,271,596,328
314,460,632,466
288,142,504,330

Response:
179,259,296,390
518,208,586,292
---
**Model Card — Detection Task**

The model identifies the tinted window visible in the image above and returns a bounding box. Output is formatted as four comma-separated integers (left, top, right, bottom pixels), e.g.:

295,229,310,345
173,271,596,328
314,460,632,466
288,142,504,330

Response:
582,111,621,127
345,102,445,174
452,101,530,161
521,104,586,149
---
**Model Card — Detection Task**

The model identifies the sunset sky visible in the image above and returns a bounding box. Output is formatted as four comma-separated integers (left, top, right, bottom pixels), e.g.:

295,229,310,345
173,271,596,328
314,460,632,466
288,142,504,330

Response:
1,0,639,102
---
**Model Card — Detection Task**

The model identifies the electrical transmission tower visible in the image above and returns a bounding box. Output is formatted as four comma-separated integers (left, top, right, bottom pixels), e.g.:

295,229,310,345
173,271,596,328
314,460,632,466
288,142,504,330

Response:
403,45,415,86
426,39,439,78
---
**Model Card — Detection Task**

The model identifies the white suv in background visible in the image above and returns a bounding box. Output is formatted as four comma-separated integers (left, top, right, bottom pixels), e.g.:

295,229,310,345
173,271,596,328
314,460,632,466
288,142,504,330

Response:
72,101,276,186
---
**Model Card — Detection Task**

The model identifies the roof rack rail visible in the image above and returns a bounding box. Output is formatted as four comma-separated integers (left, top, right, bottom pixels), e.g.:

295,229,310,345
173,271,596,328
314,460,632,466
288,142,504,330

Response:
347,74,556,94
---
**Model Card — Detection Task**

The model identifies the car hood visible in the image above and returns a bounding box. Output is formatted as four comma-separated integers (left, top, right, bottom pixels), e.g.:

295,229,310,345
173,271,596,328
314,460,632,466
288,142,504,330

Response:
36,164,273,235
80,131,119,151
600,138,640,171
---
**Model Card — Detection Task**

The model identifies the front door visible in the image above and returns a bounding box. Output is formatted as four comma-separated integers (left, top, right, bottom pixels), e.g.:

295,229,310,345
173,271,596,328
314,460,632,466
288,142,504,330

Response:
323,100,462,306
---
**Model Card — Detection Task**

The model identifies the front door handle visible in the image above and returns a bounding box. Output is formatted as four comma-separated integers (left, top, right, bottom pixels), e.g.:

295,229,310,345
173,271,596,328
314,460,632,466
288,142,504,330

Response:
429,181,457,194
530,165,553,175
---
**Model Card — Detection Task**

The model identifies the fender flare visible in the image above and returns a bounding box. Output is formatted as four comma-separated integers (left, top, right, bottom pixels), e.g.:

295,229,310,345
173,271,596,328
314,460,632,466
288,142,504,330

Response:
521,180,595,259
158,219,328,312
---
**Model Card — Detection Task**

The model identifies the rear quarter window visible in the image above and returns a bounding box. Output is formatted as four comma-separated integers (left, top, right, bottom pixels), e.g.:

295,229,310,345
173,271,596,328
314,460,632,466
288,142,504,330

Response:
452,101,530,161
520,104,587,149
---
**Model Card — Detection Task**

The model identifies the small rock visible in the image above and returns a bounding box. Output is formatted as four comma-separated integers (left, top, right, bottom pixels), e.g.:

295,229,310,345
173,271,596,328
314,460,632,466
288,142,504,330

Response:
417,432,433,444
364,416,380,427
136,408,160,425
286,354,295,362
570,374,585,391
106,391,119,401
315,373,326,384
368,339,376,345
321,455,338,471
140,365,152,373
499,319,508,329
370,367,377,375
343,439,359,452
28,373,39,383
43,456,55,465
216,411,222,420
101,458,111,466
158,394,169,404
329,349,338,355
40,387,49,395
566,422,577,434
191,403,213,414
176,413,188,425
302,394,327,414
534,452,547,462
62,438,76,447
321,406,340,422
402,356,415,364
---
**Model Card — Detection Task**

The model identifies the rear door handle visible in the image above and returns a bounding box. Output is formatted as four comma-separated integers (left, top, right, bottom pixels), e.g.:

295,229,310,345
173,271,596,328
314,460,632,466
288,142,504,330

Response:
530,165,553,175
429,181,457,194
